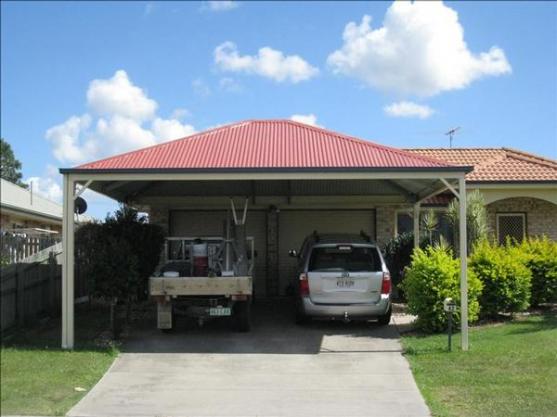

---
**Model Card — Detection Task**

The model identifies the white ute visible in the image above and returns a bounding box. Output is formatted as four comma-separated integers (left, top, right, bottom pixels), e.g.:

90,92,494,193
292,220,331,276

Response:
149,199,254,332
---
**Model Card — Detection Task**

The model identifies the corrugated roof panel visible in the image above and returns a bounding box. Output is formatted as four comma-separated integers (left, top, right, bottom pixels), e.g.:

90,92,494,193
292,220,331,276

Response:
75,119,456,171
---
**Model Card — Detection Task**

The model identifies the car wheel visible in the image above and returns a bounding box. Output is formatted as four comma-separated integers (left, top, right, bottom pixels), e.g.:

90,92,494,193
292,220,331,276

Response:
234,301,251,332
377,306,392,326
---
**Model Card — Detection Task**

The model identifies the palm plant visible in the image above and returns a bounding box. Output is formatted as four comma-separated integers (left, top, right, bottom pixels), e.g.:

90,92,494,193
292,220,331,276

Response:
446,189,488,254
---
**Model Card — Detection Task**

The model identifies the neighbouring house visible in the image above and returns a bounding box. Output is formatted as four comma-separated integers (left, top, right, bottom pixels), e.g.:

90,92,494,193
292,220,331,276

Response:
58,119,556,348
0,178,63,233
0,178,91,262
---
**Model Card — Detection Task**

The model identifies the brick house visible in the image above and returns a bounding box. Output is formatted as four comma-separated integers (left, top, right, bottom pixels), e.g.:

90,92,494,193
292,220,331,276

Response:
406,148,557,243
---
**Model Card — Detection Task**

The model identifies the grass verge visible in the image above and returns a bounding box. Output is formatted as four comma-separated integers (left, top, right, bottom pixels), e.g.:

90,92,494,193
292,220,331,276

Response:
1,305,118,416
402,314,557,417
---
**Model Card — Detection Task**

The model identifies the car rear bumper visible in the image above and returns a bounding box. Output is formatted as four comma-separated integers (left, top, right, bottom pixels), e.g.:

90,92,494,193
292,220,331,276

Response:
300,294,391,319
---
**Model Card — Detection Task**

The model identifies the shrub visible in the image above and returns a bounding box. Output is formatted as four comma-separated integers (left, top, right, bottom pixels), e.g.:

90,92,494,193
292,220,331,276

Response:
401,246,482,333
76,205,165,335
469,239,531,318
383,232,429,300
519,237,557,306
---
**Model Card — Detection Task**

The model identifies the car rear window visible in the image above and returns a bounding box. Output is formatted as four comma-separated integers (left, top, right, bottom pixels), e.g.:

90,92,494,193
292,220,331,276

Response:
308,246,382,272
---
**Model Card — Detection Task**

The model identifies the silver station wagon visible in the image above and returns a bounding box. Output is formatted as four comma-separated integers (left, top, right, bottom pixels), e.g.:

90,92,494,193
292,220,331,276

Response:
290,232,392,325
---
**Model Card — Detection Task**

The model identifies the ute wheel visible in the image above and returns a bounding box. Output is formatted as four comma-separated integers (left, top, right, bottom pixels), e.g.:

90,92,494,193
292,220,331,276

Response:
235,301,251,332
377,306,392,326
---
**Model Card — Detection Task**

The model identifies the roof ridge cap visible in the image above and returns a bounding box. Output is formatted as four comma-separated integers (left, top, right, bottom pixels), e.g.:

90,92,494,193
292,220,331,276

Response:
503,147,557,169
282,120,452,167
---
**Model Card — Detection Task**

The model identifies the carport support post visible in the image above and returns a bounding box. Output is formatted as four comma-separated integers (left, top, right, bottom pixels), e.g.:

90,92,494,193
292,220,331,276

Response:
413,202,420,248
458,176,469,351
62,174,75,349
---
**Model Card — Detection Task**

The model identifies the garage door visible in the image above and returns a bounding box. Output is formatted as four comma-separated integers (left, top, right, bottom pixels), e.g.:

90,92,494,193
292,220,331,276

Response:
169,210,267,296
278,210,376,295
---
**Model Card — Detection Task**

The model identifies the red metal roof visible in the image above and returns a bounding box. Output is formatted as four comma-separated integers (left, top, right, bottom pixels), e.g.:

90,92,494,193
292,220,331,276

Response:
406,148,557,182
74,120,457,171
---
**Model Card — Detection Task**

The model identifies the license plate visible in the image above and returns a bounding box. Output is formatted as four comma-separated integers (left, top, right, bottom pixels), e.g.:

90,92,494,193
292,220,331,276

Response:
209,307,231,316
336,278,355,288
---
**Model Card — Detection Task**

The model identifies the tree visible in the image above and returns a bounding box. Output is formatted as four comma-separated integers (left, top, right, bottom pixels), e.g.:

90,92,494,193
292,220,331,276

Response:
0,138,27,188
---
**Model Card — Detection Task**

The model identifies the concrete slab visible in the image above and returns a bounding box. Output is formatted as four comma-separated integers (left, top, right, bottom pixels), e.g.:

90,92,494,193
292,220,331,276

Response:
68,300,430,417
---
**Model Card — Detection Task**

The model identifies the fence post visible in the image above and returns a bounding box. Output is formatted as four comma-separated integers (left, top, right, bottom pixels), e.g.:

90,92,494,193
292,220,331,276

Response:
16,264,25,327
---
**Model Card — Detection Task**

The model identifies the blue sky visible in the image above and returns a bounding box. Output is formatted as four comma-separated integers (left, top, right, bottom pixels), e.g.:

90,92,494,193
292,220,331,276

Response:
1,1,556,218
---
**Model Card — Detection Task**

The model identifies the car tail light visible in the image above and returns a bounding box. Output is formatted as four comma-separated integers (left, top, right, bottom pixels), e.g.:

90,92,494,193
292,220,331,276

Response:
299,273,309,297
381,272,391,295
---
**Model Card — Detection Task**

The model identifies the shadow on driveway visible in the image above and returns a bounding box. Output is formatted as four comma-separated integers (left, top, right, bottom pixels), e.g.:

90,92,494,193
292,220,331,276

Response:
123,297,402,355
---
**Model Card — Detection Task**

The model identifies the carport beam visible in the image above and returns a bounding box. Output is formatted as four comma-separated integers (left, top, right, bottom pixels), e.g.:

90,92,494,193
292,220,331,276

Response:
62,174,75,349
459,176,469,351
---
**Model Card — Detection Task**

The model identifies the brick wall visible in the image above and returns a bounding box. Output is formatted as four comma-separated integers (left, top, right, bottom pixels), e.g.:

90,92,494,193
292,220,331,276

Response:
486,197,557,241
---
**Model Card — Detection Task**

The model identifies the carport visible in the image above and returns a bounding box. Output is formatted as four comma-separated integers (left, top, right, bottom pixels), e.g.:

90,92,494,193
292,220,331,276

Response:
60,120,472,350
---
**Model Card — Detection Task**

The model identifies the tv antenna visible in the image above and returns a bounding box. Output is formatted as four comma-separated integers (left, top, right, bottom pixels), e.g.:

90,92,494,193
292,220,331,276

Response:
445,127,461,148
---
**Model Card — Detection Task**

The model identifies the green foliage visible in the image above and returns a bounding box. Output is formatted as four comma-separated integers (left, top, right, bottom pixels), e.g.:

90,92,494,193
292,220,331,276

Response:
446,189,488,254
383,232,429,300
0,138,27,188
76,206,165,303
518,237,557,306
402,246,482,332
469,239,531,318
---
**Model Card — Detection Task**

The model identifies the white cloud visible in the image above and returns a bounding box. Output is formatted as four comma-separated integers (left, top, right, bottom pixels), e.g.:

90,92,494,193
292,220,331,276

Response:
170,108,191,120
151,118,196,141
46,114,92,163
290,114,321,127
384,101,434,119
25,165,63,203
46,70,197,165
214,41,319,83
327,1,511,96
219,77,243,92
207,1,238,12
192,78,211,97
95,115,157,154
87,70,158,121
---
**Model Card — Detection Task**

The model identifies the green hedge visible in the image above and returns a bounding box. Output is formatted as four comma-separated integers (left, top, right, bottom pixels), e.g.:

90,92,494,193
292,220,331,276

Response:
518,237,557,306
469,240,531,319
401,246,482,333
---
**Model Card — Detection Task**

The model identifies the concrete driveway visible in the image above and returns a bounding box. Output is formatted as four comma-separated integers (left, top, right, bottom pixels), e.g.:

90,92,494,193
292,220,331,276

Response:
68,300,430,417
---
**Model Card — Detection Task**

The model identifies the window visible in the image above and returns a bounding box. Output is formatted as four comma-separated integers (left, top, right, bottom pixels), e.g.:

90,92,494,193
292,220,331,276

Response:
497,213,526,244
308,246,382,272
395,209,453,245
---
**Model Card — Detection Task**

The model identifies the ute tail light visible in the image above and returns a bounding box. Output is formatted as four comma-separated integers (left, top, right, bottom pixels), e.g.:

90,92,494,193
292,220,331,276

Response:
381,272,391,295
299,273,309,297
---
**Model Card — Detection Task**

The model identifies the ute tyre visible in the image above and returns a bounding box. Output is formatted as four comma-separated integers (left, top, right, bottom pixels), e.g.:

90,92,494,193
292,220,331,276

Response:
377,306,392,326
235,301,251,332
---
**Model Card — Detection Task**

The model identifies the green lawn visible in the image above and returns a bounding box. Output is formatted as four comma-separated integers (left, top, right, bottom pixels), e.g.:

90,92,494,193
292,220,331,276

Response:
1,306,118,416
402,314,557,417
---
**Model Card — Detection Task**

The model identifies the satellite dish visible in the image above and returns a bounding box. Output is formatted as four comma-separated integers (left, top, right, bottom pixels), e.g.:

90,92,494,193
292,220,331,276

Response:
75,197,88,215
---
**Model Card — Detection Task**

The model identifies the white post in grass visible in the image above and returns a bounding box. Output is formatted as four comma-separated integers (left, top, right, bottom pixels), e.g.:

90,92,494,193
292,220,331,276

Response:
413,202,421,248
459,176,469,351
62,174,75,349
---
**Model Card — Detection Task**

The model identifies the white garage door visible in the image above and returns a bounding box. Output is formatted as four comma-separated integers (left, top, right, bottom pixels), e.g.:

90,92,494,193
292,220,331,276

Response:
169,210,268,296
278,210,376,295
